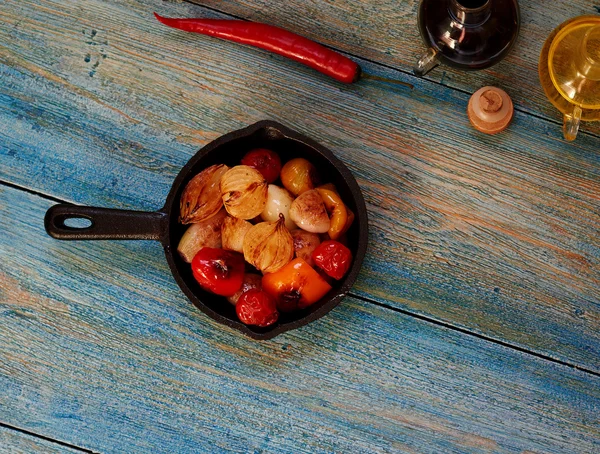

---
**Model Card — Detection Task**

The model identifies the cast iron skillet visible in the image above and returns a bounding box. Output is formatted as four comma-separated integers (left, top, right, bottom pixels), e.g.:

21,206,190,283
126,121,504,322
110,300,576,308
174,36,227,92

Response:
45,121,368,340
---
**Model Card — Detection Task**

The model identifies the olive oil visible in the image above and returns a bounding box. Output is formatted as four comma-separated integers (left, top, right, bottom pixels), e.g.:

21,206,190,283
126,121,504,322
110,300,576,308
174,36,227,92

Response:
539,16,600,141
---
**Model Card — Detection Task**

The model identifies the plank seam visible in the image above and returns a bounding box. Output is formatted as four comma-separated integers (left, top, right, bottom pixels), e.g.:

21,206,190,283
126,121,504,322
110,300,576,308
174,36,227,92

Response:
0,179,68,204
184,0,600,140
0,422,99,454
348,292,600,378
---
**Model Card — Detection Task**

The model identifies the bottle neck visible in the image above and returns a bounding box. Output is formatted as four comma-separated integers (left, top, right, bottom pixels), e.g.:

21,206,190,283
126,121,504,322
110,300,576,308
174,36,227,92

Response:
448,0,491,26
577,26,600,81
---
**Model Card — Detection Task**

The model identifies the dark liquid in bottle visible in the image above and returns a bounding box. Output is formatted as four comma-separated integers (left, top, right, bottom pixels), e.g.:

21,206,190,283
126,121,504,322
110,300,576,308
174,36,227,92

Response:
459,0,488,7
418,0,520,70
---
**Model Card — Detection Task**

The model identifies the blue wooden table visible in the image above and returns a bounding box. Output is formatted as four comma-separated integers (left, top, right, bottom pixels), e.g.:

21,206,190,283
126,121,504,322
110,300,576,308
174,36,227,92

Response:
1,0,599,452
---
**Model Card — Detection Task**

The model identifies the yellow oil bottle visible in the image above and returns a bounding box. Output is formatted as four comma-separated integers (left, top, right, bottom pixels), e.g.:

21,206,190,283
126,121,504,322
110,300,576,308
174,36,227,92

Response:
539,16,600,141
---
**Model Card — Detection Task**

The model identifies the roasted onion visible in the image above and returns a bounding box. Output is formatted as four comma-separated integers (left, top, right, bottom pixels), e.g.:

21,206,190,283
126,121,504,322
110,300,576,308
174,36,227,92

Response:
220,165,268,220
179,164,229,224
177,209,227,263
261,185,297,230
243,215,294,273
221,216,253,253
290,229,321,266
289,189,330,233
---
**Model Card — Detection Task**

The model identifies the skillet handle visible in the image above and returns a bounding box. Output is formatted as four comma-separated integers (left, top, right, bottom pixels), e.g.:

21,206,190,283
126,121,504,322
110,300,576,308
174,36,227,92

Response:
45,204,168,241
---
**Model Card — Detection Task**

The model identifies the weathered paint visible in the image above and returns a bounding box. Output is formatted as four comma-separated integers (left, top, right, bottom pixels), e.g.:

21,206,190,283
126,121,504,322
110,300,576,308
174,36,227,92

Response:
0,426,82,453
0,0,599,372
1,186,599,453
197,0,600,137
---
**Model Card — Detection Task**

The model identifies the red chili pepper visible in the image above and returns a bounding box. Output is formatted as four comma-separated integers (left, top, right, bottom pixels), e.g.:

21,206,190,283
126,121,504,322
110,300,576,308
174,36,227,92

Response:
154,13,361,84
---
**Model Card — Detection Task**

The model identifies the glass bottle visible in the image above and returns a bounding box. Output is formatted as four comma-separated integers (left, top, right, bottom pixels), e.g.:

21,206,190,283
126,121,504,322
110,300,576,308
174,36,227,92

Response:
414,0,520,76
539,16,600,141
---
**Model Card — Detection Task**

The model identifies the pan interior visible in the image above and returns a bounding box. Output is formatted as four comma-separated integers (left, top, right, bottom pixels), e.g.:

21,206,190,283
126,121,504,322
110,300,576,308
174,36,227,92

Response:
165,124,363,336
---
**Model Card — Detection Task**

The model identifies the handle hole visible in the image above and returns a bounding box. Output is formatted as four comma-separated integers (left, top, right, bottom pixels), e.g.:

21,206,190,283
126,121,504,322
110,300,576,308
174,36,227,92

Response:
61,217,93,229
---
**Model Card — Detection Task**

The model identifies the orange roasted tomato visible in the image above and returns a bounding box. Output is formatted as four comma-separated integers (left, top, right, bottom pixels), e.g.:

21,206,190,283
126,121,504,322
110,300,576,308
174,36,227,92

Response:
262,258,332,312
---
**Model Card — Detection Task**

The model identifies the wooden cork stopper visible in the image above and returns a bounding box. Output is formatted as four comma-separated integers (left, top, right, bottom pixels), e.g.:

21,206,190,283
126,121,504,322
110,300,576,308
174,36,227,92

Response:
468,87,514,134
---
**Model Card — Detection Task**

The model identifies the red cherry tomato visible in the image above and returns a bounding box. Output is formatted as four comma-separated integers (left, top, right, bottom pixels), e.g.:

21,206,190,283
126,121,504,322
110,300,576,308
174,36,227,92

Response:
191,248,245,296
311,240,352,280
236,289,279,327
241,148,282,183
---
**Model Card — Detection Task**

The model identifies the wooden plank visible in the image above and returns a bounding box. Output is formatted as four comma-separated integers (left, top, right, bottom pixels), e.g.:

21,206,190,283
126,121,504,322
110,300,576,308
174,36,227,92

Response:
192,0,600,137
0,426,83,454
1,185,599,454
0,0,599,373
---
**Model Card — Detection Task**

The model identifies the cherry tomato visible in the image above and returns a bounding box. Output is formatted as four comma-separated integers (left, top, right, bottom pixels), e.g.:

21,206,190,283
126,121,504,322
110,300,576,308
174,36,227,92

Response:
241,148,282,183
236,289,279,327
227,273,262,305
191,247,245,296
311,240,352,280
